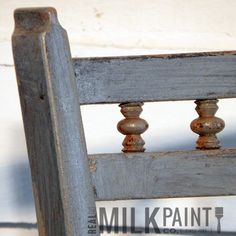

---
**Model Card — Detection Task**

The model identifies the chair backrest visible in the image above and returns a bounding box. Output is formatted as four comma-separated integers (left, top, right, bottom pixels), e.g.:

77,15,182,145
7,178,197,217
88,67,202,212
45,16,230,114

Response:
12,7,236,236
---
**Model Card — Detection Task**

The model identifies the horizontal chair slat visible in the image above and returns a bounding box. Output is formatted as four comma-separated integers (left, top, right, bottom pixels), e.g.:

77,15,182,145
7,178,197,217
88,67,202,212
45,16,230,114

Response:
88,149,236,201
73,51,236,105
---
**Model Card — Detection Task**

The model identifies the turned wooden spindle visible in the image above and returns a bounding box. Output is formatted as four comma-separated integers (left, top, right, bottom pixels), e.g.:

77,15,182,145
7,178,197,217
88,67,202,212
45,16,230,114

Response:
117,102,148,152
190,99,225,149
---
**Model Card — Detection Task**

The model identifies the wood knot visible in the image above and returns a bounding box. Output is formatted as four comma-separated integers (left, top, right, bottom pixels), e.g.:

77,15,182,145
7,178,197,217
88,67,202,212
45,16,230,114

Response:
190,99,225,149
117,102,148,152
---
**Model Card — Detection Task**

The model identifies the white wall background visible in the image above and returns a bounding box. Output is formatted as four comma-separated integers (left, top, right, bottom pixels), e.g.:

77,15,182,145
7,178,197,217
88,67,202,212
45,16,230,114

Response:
1,0,236,235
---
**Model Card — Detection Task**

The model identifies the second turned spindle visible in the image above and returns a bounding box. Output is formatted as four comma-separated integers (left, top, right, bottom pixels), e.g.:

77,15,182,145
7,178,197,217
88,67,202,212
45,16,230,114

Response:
190,99,225,149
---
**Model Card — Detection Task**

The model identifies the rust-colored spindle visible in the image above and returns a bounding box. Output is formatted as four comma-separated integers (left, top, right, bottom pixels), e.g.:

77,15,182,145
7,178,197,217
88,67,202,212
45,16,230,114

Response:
190,99,225,149
117,102,148,152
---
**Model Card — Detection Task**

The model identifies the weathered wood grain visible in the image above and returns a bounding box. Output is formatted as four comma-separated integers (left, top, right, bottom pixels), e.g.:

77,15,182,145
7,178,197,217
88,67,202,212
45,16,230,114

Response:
12,8,98,236
73,51,236,104
89,149,236,201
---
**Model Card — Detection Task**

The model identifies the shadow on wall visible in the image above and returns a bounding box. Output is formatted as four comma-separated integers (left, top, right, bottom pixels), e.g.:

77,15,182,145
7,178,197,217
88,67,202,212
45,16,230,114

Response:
0,123,35,222
0,161,35,221
10,161,34,208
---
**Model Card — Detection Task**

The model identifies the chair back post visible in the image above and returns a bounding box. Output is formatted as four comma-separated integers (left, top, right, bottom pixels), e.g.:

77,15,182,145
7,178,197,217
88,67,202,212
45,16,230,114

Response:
12,8,99,236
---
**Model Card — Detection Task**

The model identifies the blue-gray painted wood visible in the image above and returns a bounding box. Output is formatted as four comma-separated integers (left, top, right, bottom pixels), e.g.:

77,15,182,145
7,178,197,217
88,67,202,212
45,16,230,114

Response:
12,7,98,236
73,52,236,104
89,149,236,200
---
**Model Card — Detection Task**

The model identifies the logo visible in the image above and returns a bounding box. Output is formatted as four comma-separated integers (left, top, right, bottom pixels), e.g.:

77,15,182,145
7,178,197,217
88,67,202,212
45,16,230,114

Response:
88,206,224,234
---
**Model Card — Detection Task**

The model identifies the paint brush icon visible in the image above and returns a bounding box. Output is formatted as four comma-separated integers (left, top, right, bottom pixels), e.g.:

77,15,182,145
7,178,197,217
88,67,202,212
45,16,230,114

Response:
215,207,223,233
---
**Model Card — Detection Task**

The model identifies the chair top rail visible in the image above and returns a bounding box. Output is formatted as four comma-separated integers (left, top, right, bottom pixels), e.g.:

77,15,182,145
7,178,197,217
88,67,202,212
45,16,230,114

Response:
73,51,236,105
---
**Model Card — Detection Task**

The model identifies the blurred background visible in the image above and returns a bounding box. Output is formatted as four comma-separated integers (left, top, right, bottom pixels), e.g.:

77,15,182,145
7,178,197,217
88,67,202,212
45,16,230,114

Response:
1,0,236,235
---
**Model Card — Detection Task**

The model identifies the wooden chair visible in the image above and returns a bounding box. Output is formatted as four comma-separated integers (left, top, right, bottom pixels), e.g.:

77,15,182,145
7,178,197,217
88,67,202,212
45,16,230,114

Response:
12,7,236,236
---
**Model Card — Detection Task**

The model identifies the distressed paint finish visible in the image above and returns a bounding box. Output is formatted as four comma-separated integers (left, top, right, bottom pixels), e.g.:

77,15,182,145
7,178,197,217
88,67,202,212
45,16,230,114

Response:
73,52,236,104
11,6,236,236
117,102,148,152
89,149,236,201
191,99,225,149
12,8,98,236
